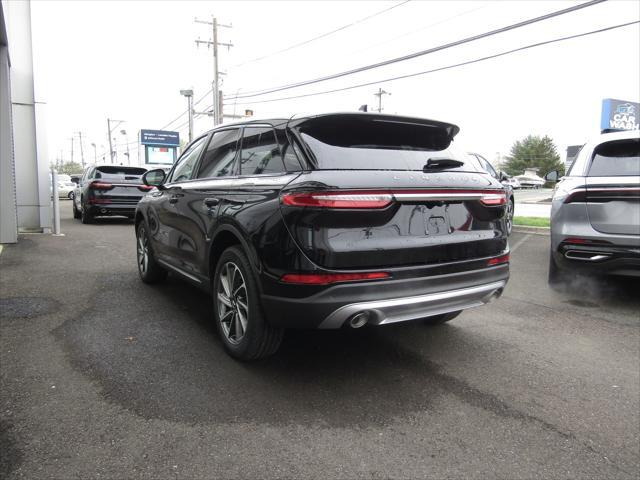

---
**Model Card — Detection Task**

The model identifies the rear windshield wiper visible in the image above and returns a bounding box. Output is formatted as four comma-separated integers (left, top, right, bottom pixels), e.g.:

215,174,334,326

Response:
423,158,465,171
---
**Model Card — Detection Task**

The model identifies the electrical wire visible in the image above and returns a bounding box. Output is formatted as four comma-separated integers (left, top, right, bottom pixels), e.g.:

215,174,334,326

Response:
225,0,607,101
231,0,412,68
158,88,214,130
222,20,639,106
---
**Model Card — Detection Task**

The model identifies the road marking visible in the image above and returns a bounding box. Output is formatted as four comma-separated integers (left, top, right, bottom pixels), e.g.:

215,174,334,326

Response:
510,234,532,253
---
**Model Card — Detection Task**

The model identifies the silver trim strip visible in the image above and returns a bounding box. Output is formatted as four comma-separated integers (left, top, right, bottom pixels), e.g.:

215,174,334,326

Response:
319,280,506,329
157,259,202,283
167,174,299,191
564,250,611,262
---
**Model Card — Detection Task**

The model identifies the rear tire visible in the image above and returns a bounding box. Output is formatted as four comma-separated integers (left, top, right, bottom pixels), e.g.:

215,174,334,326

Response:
422,310,462,326
213,246,283,361
72,199,81,219
136,223,167,284
548,251,564,285
80,202,93,224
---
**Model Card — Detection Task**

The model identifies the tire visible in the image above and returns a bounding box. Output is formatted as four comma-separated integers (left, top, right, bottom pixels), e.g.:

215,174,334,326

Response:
548,251,563,285
80,201,94,224
422,310,462,326
136,223,167,284
505,197,514,235
72,199,81,219
213,246,283,361
68,191,74,200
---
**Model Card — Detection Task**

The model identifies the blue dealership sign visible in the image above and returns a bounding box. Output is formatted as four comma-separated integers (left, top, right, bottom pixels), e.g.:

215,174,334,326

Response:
140,129,180,146
600,98,639,132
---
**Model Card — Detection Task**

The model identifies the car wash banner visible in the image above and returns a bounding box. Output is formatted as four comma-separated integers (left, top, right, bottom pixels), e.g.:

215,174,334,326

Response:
601,98,639,132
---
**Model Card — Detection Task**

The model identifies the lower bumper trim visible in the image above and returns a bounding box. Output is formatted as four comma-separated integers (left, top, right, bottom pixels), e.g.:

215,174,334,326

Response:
318,280,507,329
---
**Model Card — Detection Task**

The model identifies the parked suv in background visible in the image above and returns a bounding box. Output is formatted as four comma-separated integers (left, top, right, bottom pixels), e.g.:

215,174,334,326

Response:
73,165,150,223
546,129,640,282
467,152,515,235
135,113,510,360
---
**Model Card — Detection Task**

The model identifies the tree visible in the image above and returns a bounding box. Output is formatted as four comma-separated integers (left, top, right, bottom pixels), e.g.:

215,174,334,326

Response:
503,135,564,177
58,161,83,175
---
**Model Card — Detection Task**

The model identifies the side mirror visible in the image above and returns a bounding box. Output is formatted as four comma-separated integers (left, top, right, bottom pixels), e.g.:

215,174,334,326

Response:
544,170,559,182
142,169,166,187
499,171,509,182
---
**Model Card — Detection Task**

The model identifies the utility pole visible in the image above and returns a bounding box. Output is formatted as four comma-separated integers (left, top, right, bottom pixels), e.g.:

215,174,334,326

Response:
195,16,232,126
107,118,125,164
91,143,97,163
180,89,194,143
69,137,74,164
373,88,391,113
76,131,85,168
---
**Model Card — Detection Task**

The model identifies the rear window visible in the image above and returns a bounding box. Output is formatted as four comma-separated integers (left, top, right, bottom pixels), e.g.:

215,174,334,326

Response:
297,117,470,171
96,166,146,176
588,139,640,177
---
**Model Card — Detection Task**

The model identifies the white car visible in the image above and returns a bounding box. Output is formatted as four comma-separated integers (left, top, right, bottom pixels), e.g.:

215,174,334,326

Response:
50,174,76,199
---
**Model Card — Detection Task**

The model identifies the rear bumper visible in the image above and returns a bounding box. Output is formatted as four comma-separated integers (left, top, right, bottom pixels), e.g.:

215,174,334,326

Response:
87,204,138,216
552,245,640,277
261,264,509,329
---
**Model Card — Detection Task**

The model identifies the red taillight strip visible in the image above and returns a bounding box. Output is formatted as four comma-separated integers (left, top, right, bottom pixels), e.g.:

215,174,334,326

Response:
565,188,640,203
487,253,510,266
281,189,506,209
89,181,114,190
280,272,390,285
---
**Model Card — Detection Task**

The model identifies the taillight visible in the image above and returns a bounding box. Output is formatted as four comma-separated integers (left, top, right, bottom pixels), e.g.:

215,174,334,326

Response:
479,191,507,206
89,181,114,191
281,191,393,209
487,253,510,266
281,189,506,209
138,185,154,192
280,272,390,285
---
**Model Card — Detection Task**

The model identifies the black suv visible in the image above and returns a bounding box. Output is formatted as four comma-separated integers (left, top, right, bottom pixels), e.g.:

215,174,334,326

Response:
135,113,510,360
73,165,151,223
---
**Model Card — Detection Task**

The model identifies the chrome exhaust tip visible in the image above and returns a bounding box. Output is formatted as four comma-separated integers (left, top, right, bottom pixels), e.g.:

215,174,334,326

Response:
100,208,107,214
564,250,610,262
348,311,370,329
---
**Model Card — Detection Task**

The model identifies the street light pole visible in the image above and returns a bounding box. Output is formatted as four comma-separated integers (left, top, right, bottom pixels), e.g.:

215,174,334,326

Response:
107,118,125,164
180,89,194,143
91,143,97,163
121,129,130,165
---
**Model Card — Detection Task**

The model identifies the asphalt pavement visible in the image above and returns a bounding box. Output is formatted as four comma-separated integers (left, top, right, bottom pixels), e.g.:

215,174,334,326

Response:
1,202,638,479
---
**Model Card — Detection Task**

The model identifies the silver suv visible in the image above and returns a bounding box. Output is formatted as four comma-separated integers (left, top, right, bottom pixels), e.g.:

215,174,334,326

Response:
545,130,640,282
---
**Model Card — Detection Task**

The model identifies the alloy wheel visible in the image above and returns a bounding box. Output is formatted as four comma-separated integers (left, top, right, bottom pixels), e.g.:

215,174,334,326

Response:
137,229,149,275
217,261,249,345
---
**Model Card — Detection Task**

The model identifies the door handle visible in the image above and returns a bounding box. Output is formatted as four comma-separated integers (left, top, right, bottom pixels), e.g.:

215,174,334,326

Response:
204,197,220,208
169,193,184,204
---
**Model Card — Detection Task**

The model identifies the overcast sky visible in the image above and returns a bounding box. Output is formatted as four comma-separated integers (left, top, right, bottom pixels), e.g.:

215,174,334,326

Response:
22,0,640,166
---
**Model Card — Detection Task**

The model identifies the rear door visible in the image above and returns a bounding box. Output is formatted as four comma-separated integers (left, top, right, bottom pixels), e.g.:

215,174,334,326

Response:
281,114,508,270
585,138,640,235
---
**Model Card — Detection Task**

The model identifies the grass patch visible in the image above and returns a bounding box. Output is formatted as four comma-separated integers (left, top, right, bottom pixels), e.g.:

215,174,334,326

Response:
513,216,550,228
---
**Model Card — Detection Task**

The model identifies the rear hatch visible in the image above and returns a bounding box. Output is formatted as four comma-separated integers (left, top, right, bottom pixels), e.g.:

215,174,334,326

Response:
281,113,508,269
90,166,151,204
585,138,640,235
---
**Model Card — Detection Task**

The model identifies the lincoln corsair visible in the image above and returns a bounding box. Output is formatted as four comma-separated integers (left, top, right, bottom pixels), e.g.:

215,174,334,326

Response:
135,113,510,360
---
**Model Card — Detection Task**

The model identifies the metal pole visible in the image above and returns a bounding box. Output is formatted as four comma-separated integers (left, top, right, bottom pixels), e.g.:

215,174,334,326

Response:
107,119,114,164
188,94,194,142
213,16,220,126
51,169,61,235
78,131,85,168
70,137,74,163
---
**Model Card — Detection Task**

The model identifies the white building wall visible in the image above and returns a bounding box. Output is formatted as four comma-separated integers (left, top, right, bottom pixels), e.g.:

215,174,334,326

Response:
4,0,51,233
0,29,18,243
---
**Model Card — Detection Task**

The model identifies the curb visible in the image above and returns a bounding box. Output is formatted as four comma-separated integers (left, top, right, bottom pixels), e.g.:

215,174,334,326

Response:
513,225,550,235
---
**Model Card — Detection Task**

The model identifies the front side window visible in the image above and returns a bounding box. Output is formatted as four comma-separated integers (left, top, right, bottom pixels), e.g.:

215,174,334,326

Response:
239,127,285,175
588,139,640,177
196,129,241,179
167,136,207,183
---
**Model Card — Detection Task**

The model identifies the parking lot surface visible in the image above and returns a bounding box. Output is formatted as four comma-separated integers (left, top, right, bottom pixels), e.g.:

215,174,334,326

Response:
1,202,639,479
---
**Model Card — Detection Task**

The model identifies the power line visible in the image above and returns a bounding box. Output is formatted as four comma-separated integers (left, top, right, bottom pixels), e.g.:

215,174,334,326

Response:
159,88,213,130
223,20,638,106
225,0,606,101
232,0,412,68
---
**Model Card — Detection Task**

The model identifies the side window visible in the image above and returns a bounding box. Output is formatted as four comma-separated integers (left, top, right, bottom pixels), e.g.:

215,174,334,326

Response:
239,127,285,176
479,156,498,178
196,129,241,179
167,136,207,183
